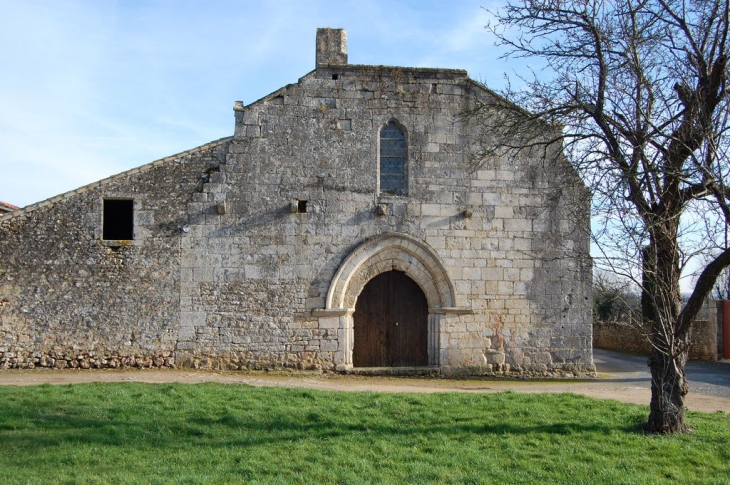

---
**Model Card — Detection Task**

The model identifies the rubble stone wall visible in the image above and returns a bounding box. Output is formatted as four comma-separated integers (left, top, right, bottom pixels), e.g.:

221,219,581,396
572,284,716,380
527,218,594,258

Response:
593,301,723,361
0,141,228,370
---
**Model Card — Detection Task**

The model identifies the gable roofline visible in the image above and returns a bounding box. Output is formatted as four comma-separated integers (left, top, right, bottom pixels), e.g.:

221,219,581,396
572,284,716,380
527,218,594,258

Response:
317,64,468,77
465,78,504,100
0,201,20,213
240,64,472,112
0,136,233,224
465,78,535,117
465,77,568,138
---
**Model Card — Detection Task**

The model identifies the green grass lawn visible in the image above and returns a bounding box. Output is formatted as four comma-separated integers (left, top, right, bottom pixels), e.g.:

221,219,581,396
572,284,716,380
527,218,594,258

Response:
0,383,728,484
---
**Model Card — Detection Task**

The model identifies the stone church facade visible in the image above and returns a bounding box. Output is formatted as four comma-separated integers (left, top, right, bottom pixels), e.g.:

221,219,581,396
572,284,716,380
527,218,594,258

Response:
0,29,594,376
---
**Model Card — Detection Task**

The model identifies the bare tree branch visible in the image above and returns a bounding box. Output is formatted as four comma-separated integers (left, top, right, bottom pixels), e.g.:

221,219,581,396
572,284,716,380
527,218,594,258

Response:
478,0,729,434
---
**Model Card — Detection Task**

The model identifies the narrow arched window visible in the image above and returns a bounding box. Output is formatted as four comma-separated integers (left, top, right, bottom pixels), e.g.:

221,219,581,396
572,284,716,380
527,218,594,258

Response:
379,121,407,195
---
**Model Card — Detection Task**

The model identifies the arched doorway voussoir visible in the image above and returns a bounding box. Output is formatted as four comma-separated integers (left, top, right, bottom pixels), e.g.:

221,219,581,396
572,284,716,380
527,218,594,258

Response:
326,232,457,311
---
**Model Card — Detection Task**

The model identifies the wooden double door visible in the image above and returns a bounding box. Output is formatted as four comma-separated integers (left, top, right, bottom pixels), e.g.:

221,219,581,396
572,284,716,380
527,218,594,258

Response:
353,270,428,367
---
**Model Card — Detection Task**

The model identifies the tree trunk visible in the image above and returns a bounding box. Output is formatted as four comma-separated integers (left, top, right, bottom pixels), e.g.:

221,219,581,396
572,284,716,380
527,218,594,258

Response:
646,344,690,433
643,223,691,433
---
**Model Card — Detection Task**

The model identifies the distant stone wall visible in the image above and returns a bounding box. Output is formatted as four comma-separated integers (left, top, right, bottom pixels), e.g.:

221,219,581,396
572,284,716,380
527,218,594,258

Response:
718,301,727,359
690,316,718,361
593,301,722,361
592,321,652,355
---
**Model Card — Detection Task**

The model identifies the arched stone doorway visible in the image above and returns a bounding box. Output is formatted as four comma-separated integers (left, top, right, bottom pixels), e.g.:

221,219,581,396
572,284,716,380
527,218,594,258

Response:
353,270,428,367
314,232,471,371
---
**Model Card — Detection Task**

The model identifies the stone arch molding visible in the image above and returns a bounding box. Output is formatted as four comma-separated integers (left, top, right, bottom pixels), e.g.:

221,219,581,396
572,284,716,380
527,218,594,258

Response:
326,232,459,311
317,232,471,370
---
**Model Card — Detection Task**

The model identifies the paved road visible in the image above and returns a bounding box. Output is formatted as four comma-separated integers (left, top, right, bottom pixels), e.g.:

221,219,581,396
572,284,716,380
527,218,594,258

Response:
594,348,730,398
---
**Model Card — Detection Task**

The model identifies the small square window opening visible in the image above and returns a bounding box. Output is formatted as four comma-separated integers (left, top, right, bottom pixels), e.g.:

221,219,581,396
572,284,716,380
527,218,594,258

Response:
103,199,134,240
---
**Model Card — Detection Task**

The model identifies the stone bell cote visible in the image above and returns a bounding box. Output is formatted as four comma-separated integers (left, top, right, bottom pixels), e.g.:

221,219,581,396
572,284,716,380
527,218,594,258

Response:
316,28,348,67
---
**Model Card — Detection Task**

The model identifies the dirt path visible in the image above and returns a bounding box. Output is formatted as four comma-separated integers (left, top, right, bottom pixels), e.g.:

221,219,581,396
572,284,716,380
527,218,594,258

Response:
1,349,728,414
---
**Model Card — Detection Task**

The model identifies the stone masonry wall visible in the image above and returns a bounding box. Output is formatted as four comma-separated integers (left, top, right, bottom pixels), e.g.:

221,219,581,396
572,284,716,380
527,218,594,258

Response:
593,301,722,361
173,61,593,376
0,29,594,376
0,140,229,369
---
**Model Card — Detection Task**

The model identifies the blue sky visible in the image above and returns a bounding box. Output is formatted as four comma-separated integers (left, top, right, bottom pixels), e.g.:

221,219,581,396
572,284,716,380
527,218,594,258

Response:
0,0,511,208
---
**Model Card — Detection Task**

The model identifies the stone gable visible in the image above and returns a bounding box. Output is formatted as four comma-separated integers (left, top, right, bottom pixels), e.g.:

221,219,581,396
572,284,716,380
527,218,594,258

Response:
0,28,594,377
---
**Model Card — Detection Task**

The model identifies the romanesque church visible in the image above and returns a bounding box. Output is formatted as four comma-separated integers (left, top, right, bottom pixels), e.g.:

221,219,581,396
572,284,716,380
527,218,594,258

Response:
0,29,593,376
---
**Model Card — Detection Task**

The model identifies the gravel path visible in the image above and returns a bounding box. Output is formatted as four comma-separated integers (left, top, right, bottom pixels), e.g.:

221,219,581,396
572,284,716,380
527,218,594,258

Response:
1,349,728,413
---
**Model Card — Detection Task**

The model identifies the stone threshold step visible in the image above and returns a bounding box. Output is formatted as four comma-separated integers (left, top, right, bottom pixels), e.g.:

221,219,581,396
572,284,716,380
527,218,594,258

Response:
346,366,440,376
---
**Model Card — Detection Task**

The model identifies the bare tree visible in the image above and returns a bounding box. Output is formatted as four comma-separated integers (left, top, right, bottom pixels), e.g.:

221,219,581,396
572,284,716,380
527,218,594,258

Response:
593,269,640,325
714,268,730,300
476,0,729,433
700,250,730,299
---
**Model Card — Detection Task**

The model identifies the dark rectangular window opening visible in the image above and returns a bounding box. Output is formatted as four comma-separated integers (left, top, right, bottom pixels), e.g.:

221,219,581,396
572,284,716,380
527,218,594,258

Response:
332,73,339,80
297,200,308,213
103,199,134,240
